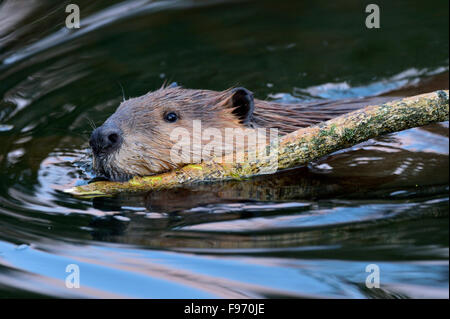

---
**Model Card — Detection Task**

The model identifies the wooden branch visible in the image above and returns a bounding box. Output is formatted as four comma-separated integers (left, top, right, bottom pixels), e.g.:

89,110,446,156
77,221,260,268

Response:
64,90,449,197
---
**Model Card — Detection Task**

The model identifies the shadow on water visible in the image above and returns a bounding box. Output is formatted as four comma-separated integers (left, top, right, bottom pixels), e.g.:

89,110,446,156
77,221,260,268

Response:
0,0,448,298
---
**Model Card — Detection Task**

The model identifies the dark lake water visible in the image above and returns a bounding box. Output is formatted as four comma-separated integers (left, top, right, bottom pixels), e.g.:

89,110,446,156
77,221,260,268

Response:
0,0,448,298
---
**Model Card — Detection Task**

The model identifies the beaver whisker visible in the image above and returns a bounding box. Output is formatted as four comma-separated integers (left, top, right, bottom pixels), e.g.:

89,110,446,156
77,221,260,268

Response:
86,117,97,130
117,81,126,102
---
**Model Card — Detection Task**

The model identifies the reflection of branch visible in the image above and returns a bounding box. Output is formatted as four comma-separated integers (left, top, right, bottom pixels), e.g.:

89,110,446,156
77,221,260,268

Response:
65,90,449,197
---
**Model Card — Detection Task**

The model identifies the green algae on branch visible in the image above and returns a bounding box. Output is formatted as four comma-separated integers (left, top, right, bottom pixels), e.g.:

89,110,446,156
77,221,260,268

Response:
64,90,449,197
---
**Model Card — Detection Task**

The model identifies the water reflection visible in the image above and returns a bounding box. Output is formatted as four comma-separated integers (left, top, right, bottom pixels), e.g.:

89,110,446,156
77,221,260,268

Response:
1,237,447,298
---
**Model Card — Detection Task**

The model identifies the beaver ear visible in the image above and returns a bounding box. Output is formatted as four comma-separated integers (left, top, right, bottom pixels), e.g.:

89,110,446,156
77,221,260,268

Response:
224,87,255,125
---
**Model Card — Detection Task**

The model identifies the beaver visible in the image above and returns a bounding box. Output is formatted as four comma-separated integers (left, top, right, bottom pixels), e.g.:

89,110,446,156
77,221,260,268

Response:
89,84,396,181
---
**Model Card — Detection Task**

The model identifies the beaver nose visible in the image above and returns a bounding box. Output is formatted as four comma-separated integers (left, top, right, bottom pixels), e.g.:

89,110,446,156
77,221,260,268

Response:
89,124,122,155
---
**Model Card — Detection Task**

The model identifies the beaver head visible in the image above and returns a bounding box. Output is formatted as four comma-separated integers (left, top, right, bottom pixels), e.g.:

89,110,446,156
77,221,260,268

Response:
89,86,256,181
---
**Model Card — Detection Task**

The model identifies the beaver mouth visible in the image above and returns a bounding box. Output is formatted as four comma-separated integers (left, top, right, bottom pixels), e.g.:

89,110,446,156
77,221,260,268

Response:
93,170,134,182
91,154,134,182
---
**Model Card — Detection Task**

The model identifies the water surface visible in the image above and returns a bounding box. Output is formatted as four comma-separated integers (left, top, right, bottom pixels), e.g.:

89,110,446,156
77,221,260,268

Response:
0,0,448,298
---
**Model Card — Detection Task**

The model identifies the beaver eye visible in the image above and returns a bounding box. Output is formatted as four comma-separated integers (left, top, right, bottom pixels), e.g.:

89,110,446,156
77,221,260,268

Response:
164,112,178,123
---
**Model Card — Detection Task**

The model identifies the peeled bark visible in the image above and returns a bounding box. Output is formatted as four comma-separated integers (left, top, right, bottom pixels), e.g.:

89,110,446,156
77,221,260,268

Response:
64,90,449,197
